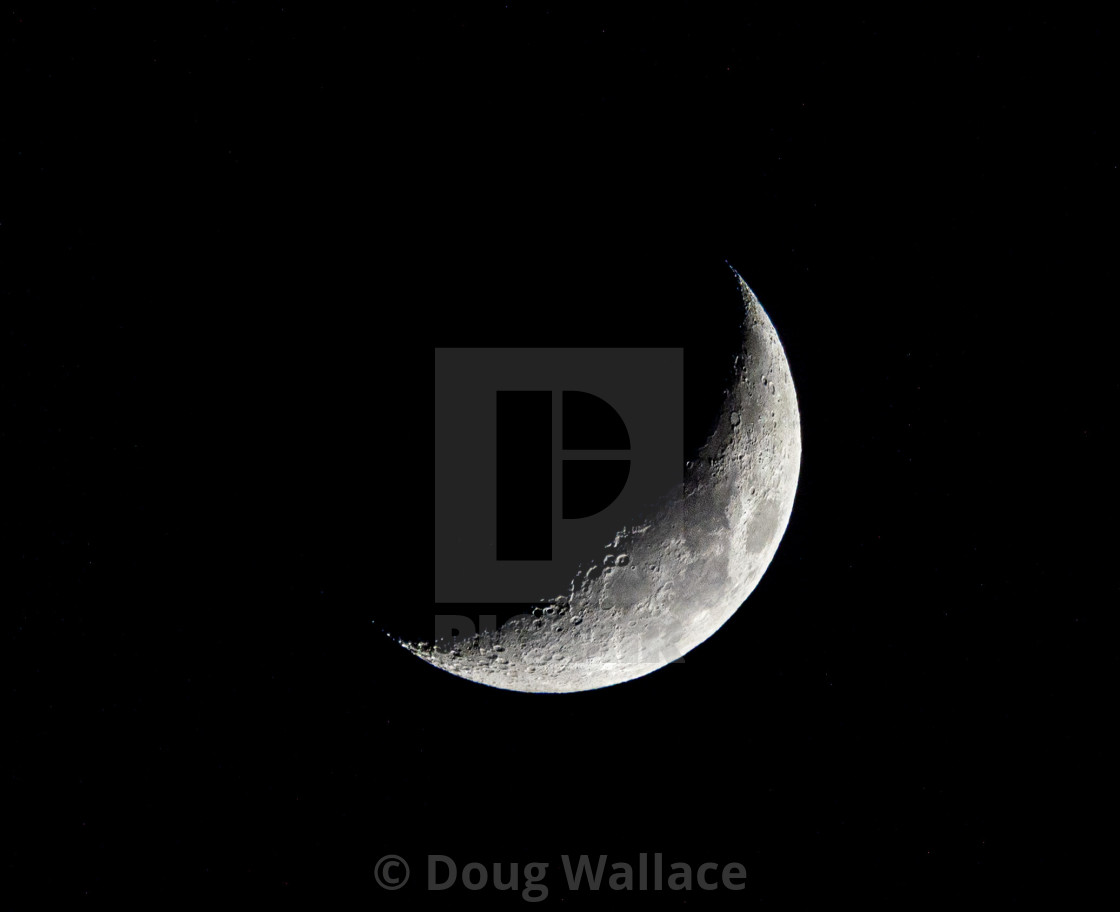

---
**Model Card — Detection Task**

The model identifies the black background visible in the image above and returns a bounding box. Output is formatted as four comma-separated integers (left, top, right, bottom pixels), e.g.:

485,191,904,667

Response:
5,5,1113,903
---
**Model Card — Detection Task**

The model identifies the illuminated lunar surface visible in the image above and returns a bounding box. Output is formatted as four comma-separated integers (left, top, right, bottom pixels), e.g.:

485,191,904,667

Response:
400,270,801,692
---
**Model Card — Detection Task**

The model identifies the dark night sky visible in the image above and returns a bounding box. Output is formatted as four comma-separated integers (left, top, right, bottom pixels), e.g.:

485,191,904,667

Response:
4,5,1114,903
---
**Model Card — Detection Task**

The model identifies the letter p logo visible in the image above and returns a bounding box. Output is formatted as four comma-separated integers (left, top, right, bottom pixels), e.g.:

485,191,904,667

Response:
496,390,632,561
435,348,682,603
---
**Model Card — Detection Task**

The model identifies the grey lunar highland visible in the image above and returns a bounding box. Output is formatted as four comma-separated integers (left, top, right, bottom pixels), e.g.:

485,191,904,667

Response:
403,271,802,692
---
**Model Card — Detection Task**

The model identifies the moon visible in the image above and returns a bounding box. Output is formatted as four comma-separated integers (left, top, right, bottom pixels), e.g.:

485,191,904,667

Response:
402,268,801,692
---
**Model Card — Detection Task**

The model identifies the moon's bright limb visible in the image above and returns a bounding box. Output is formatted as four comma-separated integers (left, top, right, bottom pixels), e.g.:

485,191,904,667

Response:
404,268,801,692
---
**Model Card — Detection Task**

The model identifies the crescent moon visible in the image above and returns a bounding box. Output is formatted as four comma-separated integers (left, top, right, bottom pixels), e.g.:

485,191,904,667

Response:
403,268,801,692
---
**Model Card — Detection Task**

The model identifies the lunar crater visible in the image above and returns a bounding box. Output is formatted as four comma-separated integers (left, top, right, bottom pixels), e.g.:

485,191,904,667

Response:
400,270,801,692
